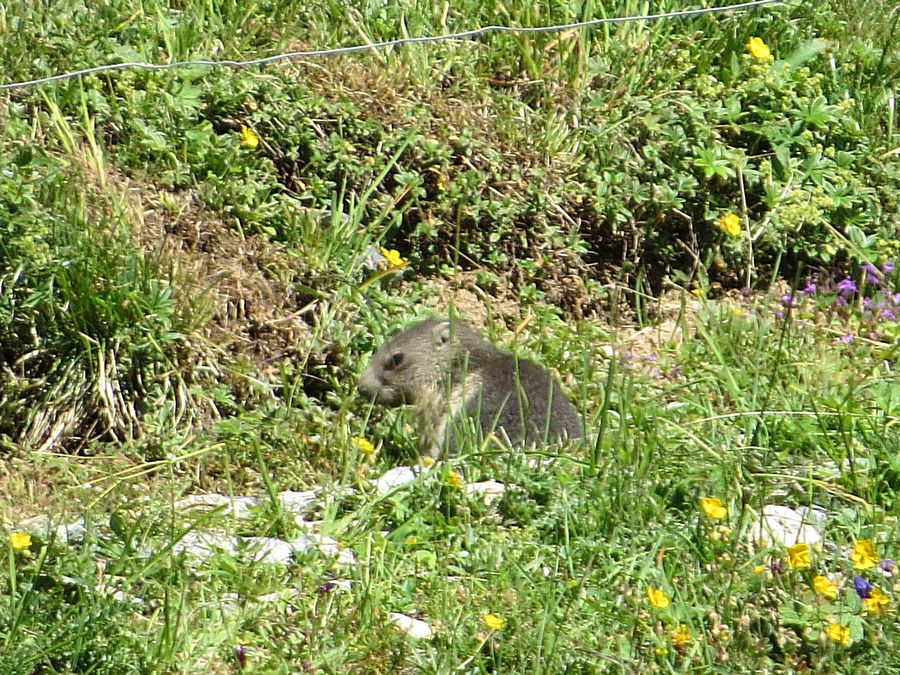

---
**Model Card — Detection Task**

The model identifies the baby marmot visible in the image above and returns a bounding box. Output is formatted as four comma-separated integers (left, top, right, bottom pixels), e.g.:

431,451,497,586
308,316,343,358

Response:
358,317,583,457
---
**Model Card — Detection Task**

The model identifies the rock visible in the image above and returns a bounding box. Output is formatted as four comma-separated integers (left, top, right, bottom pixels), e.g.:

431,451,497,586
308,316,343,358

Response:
173,530,239,560
288,533,356,566
374,466,421,494
277,490,318,515
175,494,261,518
465,480,506,505
14,515,86,544
390,612,434,639
748,505,823,549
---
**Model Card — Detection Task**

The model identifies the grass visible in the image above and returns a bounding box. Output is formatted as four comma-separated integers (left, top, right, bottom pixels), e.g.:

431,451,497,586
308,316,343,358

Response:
1,0,899,672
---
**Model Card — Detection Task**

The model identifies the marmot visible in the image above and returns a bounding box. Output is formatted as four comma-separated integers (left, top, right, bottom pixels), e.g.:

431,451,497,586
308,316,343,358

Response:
358,317,583,457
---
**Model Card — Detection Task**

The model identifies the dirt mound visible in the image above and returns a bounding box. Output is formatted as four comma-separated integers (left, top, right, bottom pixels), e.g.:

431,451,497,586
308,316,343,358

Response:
135,190,313,377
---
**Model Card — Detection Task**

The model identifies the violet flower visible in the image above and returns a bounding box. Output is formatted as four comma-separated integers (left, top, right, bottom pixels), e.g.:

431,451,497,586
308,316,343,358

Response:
837,277,857,295
853,576,873,599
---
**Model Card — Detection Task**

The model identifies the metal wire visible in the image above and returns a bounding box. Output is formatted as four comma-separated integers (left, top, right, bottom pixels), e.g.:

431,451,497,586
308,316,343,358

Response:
0,0,782,91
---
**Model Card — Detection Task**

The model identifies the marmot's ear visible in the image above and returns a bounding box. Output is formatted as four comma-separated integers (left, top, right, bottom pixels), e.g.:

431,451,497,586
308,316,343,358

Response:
433,319,452,345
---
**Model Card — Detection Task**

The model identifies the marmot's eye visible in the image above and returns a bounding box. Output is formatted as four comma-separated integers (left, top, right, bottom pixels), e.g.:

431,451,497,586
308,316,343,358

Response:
386,352,404,369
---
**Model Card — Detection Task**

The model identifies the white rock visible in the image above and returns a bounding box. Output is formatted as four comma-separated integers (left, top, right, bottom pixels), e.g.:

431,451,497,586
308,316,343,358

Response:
374,466,420,494
56,520,87,543
256,589,301,603
288,533,356,566
748,505,823,549
243,537,295,565
390,612,434,639
277,490,318,515
175,494,262,518
465,480,506,505
796,505,828,528
174,529,356,567
173,530,239,560
14,516,86,544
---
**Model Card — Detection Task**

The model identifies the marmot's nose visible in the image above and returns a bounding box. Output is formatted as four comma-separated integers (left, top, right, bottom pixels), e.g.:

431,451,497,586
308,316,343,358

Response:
358,367,381,398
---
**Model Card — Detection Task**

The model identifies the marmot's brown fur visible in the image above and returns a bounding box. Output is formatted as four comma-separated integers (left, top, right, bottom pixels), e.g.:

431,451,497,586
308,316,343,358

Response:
358,317,583,457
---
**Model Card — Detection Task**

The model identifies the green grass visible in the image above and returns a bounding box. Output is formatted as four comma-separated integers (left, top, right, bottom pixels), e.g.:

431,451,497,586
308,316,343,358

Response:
2,0,899,672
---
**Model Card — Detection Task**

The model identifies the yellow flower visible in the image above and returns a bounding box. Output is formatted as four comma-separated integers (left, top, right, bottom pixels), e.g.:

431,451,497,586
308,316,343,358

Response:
786,543,811,569
715,212,742,238
690,288,705,298
379,247,406,270
10,532,32,551
825,621,851,645
446,471,464,490
670,624,691,647
850,539,878,570
482,613,505,631
646,587,670,609
864,588,889,614
752,564,766,575
239,125,259,149
812,575,838,600
700,497,728,520
352,436,375,455
419,456,436,468
746,37,772,60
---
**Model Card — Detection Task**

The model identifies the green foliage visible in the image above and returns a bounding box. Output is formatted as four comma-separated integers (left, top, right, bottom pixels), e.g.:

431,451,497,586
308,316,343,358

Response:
0,139,199,450
2,527,156,673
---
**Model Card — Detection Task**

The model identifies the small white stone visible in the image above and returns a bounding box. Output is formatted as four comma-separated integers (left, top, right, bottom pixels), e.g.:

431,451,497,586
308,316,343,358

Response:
465,480,506,505
389,612,434,639
288,534,356,566
244,537,295,565
256,589,301,603
14,516,86,544
175,494,262,518
173,530,239,560
748,505,822,549
796,505,828,528
277,490,318,515
374,466,420,494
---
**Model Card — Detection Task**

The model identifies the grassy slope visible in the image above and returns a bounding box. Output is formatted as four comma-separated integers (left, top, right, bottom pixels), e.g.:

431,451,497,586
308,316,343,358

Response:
1,0,899,672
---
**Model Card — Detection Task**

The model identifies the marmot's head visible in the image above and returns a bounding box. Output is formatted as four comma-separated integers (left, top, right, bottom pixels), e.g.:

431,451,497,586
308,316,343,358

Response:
358,318,478,406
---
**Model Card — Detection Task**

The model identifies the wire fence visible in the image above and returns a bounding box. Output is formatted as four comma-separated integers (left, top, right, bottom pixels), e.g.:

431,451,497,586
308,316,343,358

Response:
0,0,782,91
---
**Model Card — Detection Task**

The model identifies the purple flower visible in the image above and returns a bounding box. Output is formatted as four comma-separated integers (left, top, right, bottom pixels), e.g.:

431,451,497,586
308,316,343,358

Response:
233,645,248,668
881,308,897,321
863,297,873,310
802,279,818,295
779,293,797,308
769,560,784,574
837,277,857,295
879,559,895,576
883,261,895,275
853,576,873,599
839,334,854,344
860,263,879,284
667,366,684,379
